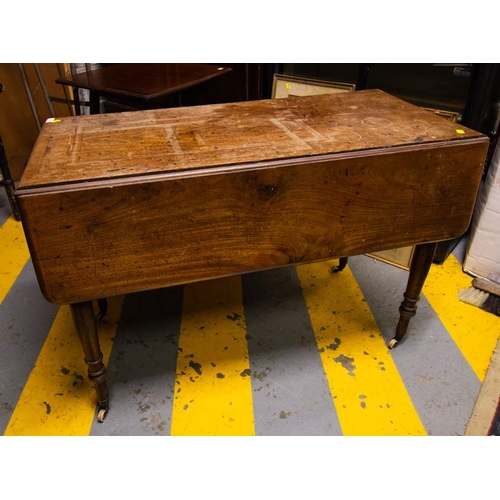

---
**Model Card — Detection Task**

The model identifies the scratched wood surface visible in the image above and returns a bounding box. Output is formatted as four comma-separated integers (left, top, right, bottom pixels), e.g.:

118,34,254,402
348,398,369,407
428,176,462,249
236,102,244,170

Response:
16,90,489,304
19,89,484,189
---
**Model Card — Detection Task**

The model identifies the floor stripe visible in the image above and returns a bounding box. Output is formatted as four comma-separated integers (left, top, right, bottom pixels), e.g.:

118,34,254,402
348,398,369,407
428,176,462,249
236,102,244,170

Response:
0,216,31,304
349,255,482,435
0,261,58,434
242,267,341,435
170,276,254,436
297,259,427,436
90,287,183,436
4,296,123,436
423,254,500,381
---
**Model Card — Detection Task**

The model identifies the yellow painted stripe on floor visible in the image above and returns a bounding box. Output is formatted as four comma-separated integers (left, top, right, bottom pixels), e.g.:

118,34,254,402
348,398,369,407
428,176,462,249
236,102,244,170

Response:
424,254,500,381
0,216,30,304
4,296,123,436
170,276,254,436
297,260,427,436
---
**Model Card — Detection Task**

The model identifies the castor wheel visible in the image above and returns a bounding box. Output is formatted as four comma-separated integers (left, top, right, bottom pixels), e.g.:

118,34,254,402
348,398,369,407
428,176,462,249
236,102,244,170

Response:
331,257,348,274
97,408,108,423
388,338,399,349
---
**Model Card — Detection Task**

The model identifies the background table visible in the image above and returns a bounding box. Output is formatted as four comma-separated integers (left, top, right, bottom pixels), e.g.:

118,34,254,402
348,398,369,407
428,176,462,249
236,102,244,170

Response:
56,63,232,114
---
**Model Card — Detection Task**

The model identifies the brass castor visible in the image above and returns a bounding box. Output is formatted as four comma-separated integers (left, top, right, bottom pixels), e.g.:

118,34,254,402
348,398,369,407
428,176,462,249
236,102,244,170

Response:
388,338,399,349
97,408,108,423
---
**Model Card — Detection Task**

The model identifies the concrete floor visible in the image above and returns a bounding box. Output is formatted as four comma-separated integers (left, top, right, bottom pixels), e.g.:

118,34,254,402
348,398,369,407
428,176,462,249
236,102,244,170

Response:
1,187,500,436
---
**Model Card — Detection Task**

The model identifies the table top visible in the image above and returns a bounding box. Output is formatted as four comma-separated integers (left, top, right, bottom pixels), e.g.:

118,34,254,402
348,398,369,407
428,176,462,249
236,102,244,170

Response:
55,63,231,101
20,89,486,190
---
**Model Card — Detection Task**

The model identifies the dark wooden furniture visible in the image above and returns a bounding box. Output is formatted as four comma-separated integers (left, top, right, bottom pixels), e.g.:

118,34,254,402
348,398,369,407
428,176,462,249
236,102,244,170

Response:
15,90,489,421
55,63,232,114
0,135,21,220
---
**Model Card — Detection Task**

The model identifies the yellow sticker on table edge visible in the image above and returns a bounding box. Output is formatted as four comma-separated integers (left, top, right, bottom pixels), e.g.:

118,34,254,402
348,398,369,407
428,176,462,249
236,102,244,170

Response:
456,129,465,134
286,82,290,90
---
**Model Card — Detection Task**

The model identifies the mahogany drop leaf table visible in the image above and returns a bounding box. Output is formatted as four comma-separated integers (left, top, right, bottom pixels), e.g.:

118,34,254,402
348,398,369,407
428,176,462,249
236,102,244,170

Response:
15,90,489,422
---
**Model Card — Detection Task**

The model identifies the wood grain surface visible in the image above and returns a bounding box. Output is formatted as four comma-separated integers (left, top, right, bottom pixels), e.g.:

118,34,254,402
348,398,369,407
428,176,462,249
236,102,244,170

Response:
19,90,484,188
16,90,489,304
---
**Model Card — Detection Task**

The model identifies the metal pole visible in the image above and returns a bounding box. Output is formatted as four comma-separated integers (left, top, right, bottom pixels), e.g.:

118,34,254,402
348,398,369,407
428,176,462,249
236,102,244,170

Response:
34,63,56,117
18,63,41,131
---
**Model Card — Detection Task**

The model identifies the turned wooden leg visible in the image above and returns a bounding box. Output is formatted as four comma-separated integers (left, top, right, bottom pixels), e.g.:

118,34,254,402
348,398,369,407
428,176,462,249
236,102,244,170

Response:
96,298,108,323
70,301,109,422
331,257,348,274
388,242,437,349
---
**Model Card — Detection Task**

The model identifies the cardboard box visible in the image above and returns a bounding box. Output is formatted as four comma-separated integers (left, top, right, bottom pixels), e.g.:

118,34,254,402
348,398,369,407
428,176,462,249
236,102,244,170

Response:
464,142,500,284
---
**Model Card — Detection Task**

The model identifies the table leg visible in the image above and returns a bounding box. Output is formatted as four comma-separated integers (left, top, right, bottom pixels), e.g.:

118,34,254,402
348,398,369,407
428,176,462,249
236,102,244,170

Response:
89,90,100,114
70,301,109,422
389,242,437,349
331,257,348,274
0,137,21,221
73,87,81,116
96,298,108,323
